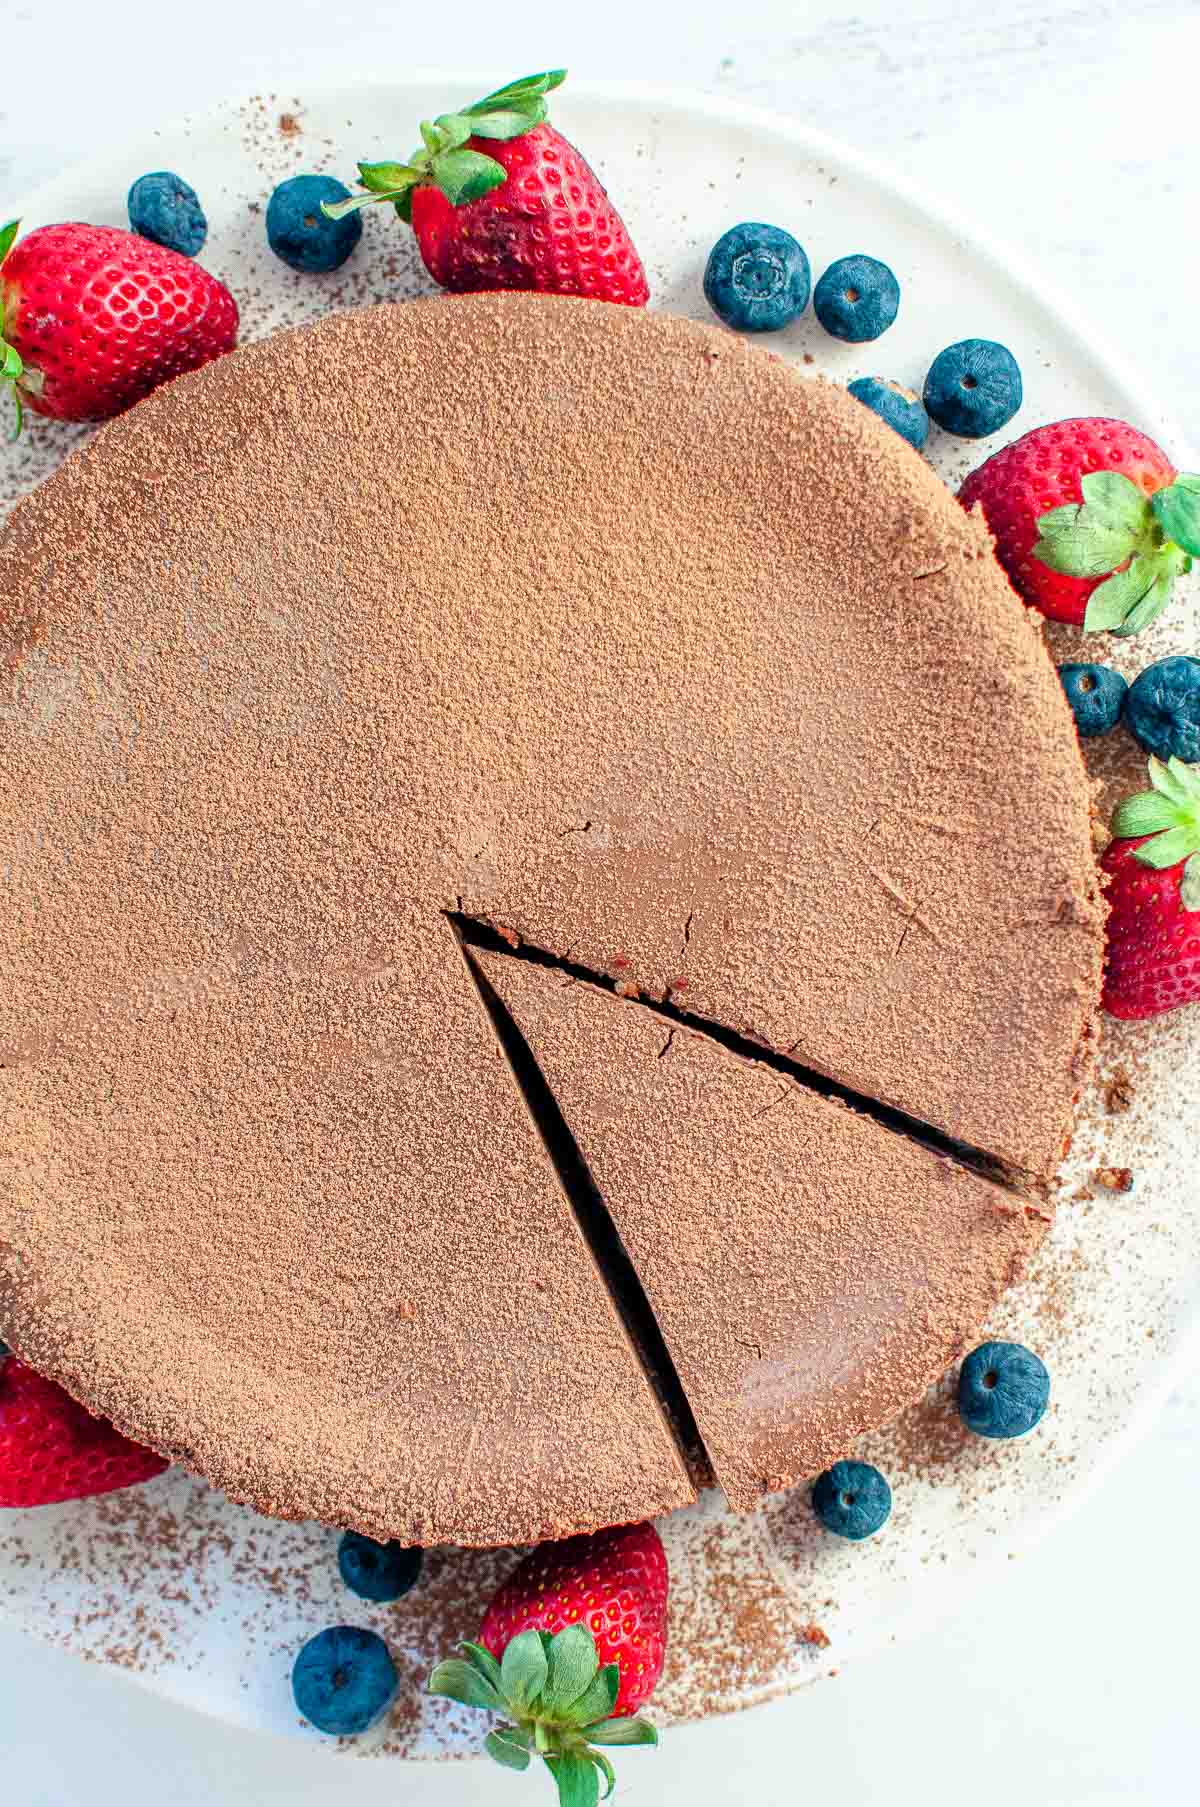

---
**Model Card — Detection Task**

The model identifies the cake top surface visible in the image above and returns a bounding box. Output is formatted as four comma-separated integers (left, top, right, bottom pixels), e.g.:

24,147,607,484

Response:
0,292,1102,1538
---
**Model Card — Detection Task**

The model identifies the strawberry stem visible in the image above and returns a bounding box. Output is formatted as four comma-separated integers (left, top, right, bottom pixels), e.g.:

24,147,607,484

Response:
428,1622,657,1806
323,70,568,225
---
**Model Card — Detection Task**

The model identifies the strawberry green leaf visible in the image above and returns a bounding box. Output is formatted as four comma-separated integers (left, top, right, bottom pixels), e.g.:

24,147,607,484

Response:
321,191,392,219
543,1624,600,1716
1115,757,1200,869
1151,473,1200,559
500,1628,550,1712
430,114,474,151
1,341,24,442
394,191,414,225
1033,519,1140,578
463,99,549,141
357,160,421,193
1081,556,1160,632
545,1751,601,1807
1111,792,1182,837
432,148,507,206
589,1748,617,1799
1129,825,1198,869
562,1663,619,1729
470,70,567,111
1148,756,1199,807
1035,503,1083,536
459,1641,504,1690
584,1715,660,1748
427,1657,507,1714
419,119,445,155
1181,855,1200,912
1110,572,1174,638
485,1727,532,1771
1078,469,1154,534
0,218,19,266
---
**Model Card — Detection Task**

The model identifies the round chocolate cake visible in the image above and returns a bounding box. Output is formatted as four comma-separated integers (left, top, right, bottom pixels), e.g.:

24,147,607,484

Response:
0,293,1103,1543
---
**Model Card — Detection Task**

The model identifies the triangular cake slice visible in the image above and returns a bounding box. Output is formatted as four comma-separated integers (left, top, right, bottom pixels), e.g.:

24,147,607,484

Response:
476,953,1047,1510
0,913,694,1544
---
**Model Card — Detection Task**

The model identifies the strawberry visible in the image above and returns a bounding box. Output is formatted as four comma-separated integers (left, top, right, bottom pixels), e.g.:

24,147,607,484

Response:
959,418,1199,633
0,1346,168,1506
0,218,238,436
428,1521,668,1805
1101,756,1200,1020
326,70,649,306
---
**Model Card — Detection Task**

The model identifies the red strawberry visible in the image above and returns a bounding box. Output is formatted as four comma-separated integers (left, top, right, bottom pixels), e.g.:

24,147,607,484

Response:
0,1347,168,1506
0,218,238,434
959,418,1198,633
1101,756,1200,1020
480,1520,669,1714
429,1521,668,1804
327,70,648,306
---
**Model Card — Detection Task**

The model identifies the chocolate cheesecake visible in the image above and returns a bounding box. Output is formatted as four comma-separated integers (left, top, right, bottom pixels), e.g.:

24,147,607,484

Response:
0,293,1102,1540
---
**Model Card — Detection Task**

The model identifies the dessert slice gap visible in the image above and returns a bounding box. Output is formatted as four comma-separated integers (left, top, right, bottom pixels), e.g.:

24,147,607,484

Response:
452,926,714,1487
449,913,1027,1195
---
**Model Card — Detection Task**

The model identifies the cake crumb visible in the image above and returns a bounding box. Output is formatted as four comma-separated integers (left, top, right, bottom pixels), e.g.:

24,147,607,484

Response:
1104,1069,1135,1114
1094,1166,1133,1193
279,113,301,137
799,1622,830,1649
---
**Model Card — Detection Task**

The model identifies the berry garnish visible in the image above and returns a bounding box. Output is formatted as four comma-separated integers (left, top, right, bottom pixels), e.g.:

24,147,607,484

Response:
960,419,1189,631
703,222,811,333
429,1521,668,1804
847,375,929,450
1101,756,1200,1020
811,1459,892,1540
958,1341,1049,1438
0,1355,168,1507
292,1625,398,1735
924,338,1022,437
337,1530,423,1602
1057,661,1128,737
267,175,363,272
0,218,237,436
326,70,648,306
127,171,208,257
813,254,899,342
1122,656,1200,763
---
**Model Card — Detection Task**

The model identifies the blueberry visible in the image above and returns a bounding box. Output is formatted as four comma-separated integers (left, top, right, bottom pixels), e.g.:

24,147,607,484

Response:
923,339,1022,438
811,1459,892,1540
847,376,929,451
1057,663,1128,738
703,223,811,333
292,1625,397,1735
1122,656,1200,763
337,1531,423,1602
127,172,208,257
266,175,362,274
813,255,900,343
958,1341,1049,1439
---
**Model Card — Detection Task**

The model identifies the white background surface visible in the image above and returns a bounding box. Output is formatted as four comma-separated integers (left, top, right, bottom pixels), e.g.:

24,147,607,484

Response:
3,1,1199,1801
